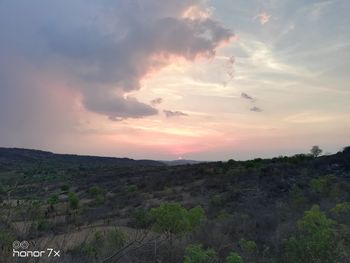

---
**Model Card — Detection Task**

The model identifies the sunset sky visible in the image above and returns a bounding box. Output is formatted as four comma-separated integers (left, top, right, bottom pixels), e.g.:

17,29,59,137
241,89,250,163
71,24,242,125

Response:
0,0,349,160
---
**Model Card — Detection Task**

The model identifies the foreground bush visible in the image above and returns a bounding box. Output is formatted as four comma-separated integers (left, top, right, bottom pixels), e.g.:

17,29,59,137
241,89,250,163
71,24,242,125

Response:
150,202,204,241
286,205,345,263
226,252,244,263
184,244,217,263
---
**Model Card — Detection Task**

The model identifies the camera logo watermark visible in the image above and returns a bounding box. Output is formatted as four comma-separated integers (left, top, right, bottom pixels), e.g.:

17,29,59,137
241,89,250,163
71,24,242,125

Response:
12,240,61,258
13,240,29,249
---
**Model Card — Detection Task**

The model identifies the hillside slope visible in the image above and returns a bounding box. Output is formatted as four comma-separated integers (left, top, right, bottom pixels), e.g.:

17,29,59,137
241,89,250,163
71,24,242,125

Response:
0,147,349,262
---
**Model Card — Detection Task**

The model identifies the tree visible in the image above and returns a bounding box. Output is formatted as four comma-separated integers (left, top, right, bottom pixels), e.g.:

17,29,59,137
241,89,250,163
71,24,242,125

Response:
150,202,204,242
183,244,217,263
285,205,344,263
310,145,323,157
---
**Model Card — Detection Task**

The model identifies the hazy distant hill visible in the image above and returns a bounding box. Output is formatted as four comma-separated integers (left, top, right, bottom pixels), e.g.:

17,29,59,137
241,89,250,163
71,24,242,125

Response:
0,147,164,168
162,159,205,166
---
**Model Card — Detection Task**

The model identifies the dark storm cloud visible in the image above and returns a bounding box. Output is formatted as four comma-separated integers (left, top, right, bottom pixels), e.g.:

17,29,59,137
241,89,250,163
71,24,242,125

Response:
163,110,189,118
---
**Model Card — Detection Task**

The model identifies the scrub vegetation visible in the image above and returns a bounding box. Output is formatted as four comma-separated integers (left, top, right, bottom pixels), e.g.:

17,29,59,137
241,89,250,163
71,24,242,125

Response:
0,146,350,262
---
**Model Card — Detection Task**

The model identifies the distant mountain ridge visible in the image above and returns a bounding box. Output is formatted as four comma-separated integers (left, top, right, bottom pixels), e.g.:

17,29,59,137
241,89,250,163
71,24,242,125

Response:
0,147,164,167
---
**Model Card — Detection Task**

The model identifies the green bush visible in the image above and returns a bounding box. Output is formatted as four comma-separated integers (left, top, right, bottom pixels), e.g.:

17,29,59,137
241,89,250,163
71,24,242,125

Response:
210,194,223,207
188,206,205,230
291,185,305,207
107,228,126,249
79,242,99,258
239,238,257,254
331,202,350,217
133,208,154,229
0,230,15,248
68,192,79,210
89,186,106,204
309,176,332,195
285,205,344,263
226,252,244,263
61,184,70,191
48,193,59,205
183,244,217,263
37,218,49,231
150,202,205,240
216,209,231,220
126,184,138,193
89,186,103,196
71,229,126,259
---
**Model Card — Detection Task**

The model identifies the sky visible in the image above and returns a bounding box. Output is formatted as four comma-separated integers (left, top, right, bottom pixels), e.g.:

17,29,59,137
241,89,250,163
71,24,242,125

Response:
0,0,349,161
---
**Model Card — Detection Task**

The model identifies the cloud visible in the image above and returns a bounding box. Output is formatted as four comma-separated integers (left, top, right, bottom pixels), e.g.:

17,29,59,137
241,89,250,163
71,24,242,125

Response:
225,55,235,79
164,110,188,118
241,92,255,101
254,12,271,25
250,106,263,112
83,92,158,121
150,97,163,106
0,0,234,121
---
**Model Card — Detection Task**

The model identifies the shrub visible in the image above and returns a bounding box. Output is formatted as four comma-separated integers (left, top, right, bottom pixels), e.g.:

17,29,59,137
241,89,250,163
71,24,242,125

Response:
226,252,244,263
239,238,257,254
37,218,49,231
72,231,103,259
107,228,126,249
310,176,332,195
61,184,70,191
89,186,106,205
291,185,305,207
285,205,344,263
48,193,59,205
188,206,205,230
79,242,98,258
183,244,217,263
126,184,138,193
68,192,79,210
133,208,154,229
89,186,103,196
210,194,223,207
0,229,15,249
331,202,350,217
216,209,231,220
150,202,205,240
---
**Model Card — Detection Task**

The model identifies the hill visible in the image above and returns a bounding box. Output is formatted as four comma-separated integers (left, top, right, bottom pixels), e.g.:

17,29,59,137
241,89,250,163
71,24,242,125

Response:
0,147,349,262
0,147,164,168
162,159,204,166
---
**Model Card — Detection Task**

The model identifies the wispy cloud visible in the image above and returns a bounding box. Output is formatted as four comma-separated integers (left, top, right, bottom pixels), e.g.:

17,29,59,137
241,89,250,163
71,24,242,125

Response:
241,92,255,101
284,112,342,124
309,1,333,21
150,97,163,106
164,110,188,118
250,106,263,112
225,55,235,79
